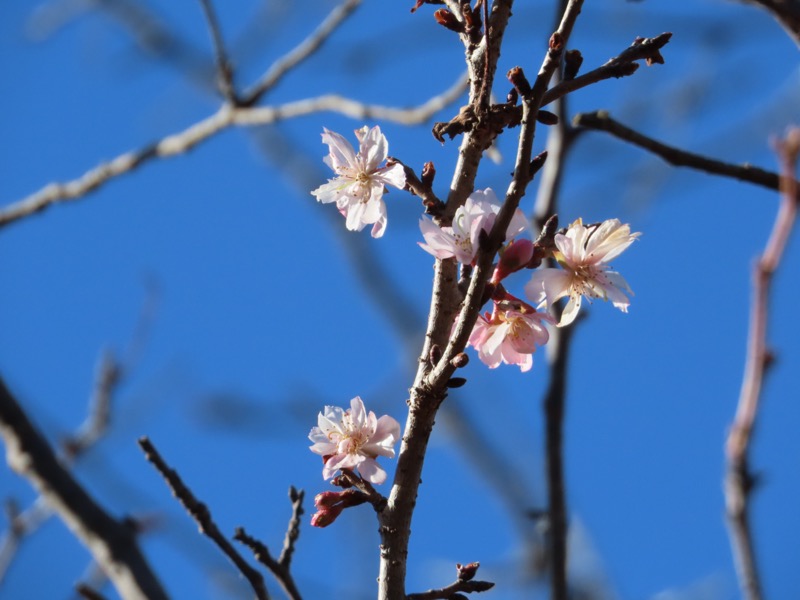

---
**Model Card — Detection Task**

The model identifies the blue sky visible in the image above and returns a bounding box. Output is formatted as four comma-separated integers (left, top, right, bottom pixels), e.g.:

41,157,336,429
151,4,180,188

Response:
1,1,799,599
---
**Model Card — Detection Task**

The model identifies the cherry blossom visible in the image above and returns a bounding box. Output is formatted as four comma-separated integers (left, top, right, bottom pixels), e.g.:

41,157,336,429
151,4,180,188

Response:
311,126,406,238
525,218,639,326
308,396,401,484
419,188,528,264
467,299,553,372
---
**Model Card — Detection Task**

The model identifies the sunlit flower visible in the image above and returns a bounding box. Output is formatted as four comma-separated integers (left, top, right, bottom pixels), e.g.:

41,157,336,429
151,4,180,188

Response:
308,396,400,484
419,188,528,264
525,218,639,326
467,300,552,372
311,126,406,238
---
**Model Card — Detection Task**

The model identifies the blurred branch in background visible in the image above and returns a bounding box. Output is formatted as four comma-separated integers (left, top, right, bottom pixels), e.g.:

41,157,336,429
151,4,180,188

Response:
0,283,158,591
736,0,800,46
0,0,467,230
725,126,800,600
0,379,168,600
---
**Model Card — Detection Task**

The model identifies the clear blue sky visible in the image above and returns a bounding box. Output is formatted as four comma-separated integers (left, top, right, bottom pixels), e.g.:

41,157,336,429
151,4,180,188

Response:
1,1,799,599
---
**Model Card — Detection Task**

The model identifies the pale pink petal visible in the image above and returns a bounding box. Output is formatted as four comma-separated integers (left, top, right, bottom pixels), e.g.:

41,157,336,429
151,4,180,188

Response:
357,458,387,484
526,269,571,307
321,129,358,171
375,163,406,189
558,294,582,326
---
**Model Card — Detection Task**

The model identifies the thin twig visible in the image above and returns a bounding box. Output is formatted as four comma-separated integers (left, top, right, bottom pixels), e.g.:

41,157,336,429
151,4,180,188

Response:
137,436,269,600
240,0,362,106
0,75,467,230
0,379,168,600
197,0,237,103
573,110,798,198
233,528,303,600
541,33,671,108
724,127,800,600
278,486,304,569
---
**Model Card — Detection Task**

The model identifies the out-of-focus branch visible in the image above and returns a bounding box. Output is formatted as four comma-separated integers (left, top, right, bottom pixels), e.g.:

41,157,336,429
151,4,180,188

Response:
76,583,110,600
531,2,585,595
197,0,237,103
0,284,158,585
541,318,576,600
737,0,800,46
0,379,168,600
137,436,269,600
0,74,467,230
574,110,799,198
725,127,800,600
241,0,363,106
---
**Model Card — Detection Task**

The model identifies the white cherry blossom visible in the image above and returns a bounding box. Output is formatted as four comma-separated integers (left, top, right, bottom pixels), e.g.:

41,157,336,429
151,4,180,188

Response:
308,396,400,484
419,188,528,264
525,218,639,326
311,126,406,238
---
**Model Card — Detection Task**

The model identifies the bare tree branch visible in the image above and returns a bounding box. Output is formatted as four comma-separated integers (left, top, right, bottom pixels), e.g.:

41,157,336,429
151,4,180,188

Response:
229,486,305,600
573,110,799,198
0,74,467,230
0,284,158,585
737,0,800,46
241,0,363,106
137,436,269,600
0,379,168,600
725,126,800,600
197,0,237,103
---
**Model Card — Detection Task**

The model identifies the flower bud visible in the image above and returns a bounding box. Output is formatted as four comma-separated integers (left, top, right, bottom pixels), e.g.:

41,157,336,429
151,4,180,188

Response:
314,491,343,509
310,504,344,528
456,561,480,581
450,352,469,369
434,9,464,32
421,161,436,188
529,150,548,177
446,377,467,388
506,88,518,105
564,49,583,80
493,239,534,282
536,110,558,126
507,66,531,98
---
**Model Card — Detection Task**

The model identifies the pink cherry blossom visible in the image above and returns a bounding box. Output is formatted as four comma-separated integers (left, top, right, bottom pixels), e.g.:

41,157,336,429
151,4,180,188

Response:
311,126,406,238
524,218,640,326
419,188,528,264
467,300,553,372
308,396,401,484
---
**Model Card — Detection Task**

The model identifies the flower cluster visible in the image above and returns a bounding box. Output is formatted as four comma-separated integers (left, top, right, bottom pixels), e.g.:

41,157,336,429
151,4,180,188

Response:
310,127,639,371
308,396,400,485
311,126,406,238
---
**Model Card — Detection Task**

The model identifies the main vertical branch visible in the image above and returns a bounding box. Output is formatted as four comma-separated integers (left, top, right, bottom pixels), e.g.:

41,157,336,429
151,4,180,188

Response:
376,2,515,599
